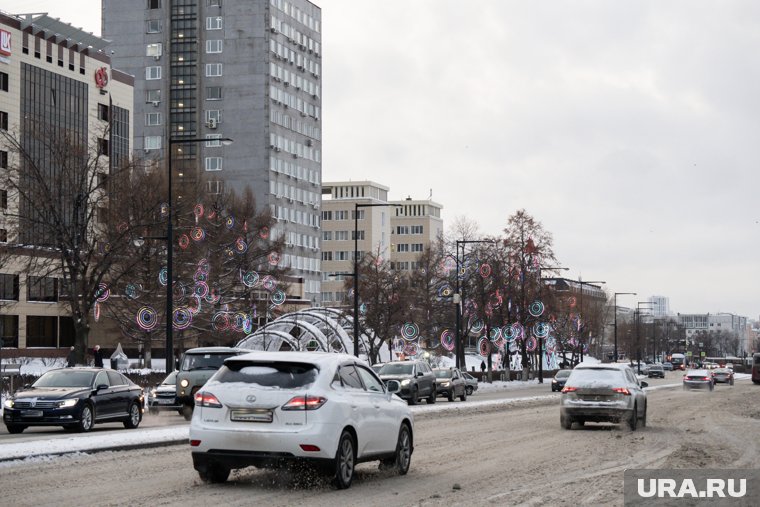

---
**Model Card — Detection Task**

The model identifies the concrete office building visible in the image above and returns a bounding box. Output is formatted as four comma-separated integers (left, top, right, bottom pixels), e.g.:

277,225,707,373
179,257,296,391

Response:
319,181,444,306
0,11,133,350
102,0,323,302
648,295,670,317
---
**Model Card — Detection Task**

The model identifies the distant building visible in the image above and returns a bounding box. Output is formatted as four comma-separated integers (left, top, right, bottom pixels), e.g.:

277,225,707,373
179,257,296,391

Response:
648,295,670,317
677,312,750,357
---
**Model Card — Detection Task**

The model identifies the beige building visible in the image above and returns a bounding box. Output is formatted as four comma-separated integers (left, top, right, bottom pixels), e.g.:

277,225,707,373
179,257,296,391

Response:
319,181,443,307
0,11,133,352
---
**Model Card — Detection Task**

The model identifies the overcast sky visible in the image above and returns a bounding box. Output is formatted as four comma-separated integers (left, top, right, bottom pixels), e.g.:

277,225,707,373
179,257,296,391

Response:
3,0,759,319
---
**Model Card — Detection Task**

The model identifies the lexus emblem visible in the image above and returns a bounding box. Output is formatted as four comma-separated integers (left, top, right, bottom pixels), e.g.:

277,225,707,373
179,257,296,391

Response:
245,395,256,403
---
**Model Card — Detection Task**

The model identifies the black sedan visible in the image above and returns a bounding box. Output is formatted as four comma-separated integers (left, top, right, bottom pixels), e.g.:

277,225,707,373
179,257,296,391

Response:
551,369,572,392
2,367,144,434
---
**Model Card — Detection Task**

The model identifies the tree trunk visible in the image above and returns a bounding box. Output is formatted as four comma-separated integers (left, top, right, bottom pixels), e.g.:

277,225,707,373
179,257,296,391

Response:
74,322,90,364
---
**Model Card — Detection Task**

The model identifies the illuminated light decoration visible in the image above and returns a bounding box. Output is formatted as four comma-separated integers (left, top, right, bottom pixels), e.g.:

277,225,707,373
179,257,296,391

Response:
400,322,419,341
241,270,259,288
457,266,467,278
403,342,419,357
568,296,577,308
187,295,202,314
437,284,453,298
504,322,523,341
178,234,190,250
268,252,281,266
494,336,506,349
137,306,158,330
441,257,456,273
93,302,101,322
193,270,207,283
193,204,204,219
235,237,248,254
225,216,235,229
197,258,210,274
173,307,193,330
259,226,270,239
159,202,169,218
261,275,276,291
392,338,405,353
478,337,491,356
117,222,129,233
525,336,538,352
489,327,502,341
271,290,286,306
206,208,217,220
489,291,503,309
533,322,550,338
479,263,492,278
233,312,249,331
205,288,221,304
158,267,168,286
528,300,545,317
469,318,484,334
359,303,367,315
95,283,110,303
212,312,230,331
243,220,248,233
124,283,140,299
224,247,235,257
194,281,209,298
190,227,206,242
94,67,109,88
99,242,111,254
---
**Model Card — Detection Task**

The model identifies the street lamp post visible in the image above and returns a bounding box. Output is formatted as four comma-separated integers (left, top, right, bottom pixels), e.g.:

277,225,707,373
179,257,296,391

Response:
454,239,495,370
165,137,233,371
576,278,605,363
353,203,401,358
613,292,636,363
636,301,653,374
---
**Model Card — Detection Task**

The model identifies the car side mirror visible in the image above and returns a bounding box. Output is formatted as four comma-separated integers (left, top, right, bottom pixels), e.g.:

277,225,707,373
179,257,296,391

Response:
96,384,109,391
386,380,401,394
416,371,424,377
640,381,648,388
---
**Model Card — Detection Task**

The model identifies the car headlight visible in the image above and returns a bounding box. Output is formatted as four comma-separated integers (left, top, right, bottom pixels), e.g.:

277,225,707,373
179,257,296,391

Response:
3,399,14,408
441,381,450,387
58,399,78,408
400,379,410,386
552,379,558,383
150,389,157,397
180,379,189,388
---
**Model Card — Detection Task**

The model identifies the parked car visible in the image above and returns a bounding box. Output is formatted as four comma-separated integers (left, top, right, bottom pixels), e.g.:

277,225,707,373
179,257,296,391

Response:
371,363,385,374
147,370,181,415
2,367,144,434
433,368,467,401
461,371,478,395
711,368,734,386
662,362,674,371
176,347,249,420
647,364,665,379
189,351,414,488
559,364,648,431
551,369,572,392
683,369,714,391
377,361,436,405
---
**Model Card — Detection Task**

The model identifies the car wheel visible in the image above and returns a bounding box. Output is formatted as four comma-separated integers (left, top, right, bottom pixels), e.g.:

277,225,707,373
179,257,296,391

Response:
6,424,26,434
560,415,572,430
460,388,467,402
182,404,194,420
123,402,142,429
379,423,413,475
198,463,230,484
427,387,436,404
628,404,638,431
640,402,647,428
77,404,94,432
331,430,355,489
447,389,455,402
407,388,418,406
466,386,473,396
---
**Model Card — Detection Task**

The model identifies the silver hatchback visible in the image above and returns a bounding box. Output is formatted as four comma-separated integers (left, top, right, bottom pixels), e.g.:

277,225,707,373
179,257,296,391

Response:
560,364,648,430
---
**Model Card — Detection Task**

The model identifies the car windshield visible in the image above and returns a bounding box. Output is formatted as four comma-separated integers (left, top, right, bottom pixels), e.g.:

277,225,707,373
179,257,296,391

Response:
555,370,572,379
434,370,453,379
371,364,383,373
378,363,414,375
215,361,318,389
161,371,177,385
181,353,234,371
565,368,625,387
650,365,663,371
33,370,95,388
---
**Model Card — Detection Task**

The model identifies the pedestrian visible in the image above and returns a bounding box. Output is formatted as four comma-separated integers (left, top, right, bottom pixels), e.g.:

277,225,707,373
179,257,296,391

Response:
480,360,486,375
66,346,76,367
93,345,104,368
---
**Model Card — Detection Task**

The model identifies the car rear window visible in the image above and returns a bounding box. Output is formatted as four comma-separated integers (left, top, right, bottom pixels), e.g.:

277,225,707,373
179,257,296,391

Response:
434,370,452,379
555,370,572,378
566,368,625,386
181,353,235,371
379,363,414,375
215,361,318,389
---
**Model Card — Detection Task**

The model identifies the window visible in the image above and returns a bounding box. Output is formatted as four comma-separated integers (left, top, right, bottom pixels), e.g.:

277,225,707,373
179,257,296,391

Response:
322,231,332,241
352,230,365,241
336,365,364,390
356,366,384,393
396,244,409,252
206,86,222,100
147,19,162,33
26,316,57,347
0,315,18,347
145,112,161,126
207,0,222,6
207,180,223,194
144,136,162,150
97,103,109,121
411,243,424,252
205,157,223,171
411,225,424,234
206,16,223,30
148,0,161,8
0,111,7,131
97,138,109,156
321,210,332,221
0,150,7,168
335,231,348,241
0,72,8,92
146,43,163,57
206,40,223,53
27,276,58,302
205,109,221,123
0,189,6,209
205,134,222,147
146,66,162,80
321,251,332,261
0,229,6,243
146,89,161,103
205,63,223,77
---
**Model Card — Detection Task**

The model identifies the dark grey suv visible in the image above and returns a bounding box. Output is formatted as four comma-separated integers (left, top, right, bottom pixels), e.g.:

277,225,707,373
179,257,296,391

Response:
377,361,436,405
176,347,249,419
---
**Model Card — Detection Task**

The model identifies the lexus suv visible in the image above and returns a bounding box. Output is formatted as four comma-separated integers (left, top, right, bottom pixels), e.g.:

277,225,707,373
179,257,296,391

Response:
376,361,436,405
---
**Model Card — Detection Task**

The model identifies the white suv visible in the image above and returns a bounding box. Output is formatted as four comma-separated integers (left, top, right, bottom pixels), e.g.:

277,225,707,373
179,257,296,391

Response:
189,351,414,488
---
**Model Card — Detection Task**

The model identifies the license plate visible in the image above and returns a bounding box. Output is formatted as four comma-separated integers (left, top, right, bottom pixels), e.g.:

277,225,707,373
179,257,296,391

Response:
230,409,273,423
21,410,43,417
156,398,174,405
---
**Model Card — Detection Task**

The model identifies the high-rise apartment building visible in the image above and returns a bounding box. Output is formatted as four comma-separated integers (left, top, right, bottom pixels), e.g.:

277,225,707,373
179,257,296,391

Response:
648,295,670,317
0,11,133,350
319,181,444,306
102,0,323,302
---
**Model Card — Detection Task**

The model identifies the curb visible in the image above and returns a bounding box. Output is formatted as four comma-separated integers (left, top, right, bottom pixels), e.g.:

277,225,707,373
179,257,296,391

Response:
0,437,188,464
